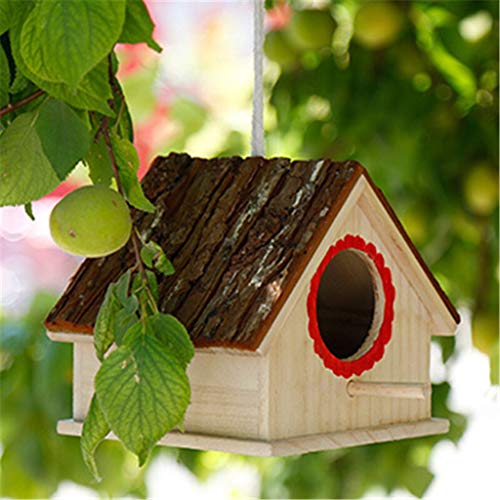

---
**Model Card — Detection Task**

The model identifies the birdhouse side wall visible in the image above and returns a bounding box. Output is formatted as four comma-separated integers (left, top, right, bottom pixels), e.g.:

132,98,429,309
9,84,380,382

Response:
263,177,444,441
71,342,268,440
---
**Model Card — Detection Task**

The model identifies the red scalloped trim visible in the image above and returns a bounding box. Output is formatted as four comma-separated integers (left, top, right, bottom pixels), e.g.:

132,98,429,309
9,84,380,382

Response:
307,234,395,378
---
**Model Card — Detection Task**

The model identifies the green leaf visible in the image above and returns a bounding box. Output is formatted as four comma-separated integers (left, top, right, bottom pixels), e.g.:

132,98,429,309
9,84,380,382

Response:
9,16,114,116
118,98,134,142
94,271,134,361
0,112,60,206
81,395,110,482
119,0,162,52
110,77,134,141
113,269,132,305
95,325,190,465
9,70,30,95
155,252,175,276
145,270,159,302
140,240,175,276
110,131,155,213
0,0,11,35
401,465,434,497
24,202,35,221
94,289,121,362
85,135,114,187
146,314,194,369
132,269,159,307
20,0,126,87
0,44,10,108
35,99,91,180
113,296,139,346
139,240,159,267
28,62,114,116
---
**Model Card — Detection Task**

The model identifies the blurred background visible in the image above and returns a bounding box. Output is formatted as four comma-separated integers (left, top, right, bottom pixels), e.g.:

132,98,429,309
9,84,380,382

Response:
1,0,498,498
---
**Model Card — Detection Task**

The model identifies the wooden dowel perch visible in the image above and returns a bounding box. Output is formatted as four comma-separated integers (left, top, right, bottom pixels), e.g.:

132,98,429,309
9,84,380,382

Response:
347,381,430,400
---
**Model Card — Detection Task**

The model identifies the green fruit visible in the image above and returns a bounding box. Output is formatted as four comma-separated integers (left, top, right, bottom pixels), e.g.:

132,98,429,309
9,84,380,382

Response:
50,185,132,257
264,30,297,68
287,9,336,50
472,312,499,355
463,163,499,216
353,2,404,49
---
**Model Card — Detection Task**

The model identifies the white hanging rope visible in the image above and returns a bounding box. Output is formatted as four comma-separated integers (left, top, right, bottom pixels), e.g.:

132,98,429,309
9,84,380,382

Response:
251,0,265,157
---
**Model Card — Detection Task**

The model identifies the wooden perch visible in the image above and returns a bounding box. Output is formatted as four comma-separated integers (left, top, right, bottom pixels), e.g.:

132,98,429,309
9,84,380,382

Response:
346,381,430,400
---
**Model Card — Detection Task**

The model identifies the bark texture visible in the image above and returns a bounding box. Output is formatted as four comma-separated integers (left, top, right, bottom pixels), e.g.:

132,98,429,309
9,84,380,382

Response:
44,153,363,349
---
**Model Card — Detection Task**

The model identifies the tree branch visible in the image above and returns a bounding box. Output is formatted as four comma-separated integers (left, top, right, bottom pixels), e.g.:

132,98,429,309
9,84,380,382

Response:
0,90,45,119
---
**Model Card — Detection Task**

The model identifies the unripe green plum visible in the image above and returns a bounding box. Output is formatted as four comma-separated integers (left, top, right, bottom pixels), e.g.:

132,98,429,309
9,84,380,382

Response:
463,163,499,216
50,185,132,257
353,2,404,50
287,9,336,50
264,30,297,68
472,312,499,355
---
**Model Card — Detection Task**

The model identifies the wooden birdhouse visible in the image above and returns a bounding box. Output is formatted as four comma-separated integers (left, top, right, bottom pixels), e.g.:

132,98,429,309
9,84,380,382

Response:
45,153,459,456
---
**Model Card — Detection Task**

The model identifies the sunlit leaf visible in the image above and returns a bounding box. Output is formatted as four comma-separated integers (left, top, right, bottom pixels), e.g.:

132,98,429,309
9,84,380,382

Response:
10,18,114,115
20,0,126,87
119,0,162,52
95,324,190,465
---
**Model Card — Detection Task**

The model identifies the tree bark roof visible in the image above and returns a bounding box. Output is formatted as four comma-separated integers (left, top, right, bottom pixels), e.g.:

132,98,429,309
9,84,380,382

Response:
44,153,458,350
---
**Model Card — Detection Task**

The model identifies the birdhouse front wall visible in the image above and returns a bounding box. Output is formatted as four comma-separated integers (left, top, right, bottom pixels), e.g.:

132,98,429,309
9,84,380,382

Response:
71,340,269,440
262,176,454,441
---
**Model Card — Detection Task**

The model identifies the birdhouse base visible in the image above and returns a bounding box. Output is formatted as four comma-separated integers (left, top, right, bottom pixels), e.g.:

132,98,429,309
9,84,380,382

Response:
57,418,449,456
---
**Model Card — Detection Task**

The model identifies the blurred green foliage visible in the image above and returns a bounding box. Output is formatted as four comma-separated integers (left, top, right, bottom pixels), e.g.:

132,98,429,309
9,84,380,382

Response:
1,1,497,498
0,294,149,498
262,0,499,375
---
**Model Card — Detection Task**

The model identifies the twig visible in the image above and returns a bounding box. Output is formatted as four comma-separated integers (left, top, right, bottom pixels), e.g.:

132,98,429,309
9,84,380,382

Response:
107,54,124,101
101,116,148,284
101,118,124,193
0,89,45,118
131,225,149,283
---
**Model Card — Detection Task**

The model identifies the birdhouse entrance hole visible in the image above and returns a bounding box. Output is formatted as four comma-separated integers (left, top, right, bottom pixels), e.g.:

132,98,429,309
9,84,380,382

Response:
307,235,395,378
316,249,383,360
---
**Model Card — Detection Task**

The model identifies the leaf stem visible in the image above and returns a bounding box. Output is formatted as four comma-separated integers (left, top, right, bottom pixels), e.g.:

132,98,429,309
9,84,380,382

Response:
145,288,159,315
0,90,45,118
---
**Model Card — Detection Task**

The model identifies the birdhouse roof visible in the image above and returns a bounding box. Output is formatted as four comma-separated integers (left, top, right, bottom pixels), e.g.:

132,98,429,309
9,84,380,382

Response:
44,153,459,350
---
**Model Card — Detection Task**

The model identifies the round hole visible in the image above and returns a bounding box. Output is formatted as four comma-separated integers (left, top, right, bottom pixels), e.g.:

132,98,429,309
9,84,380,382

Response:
315,249,383,360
